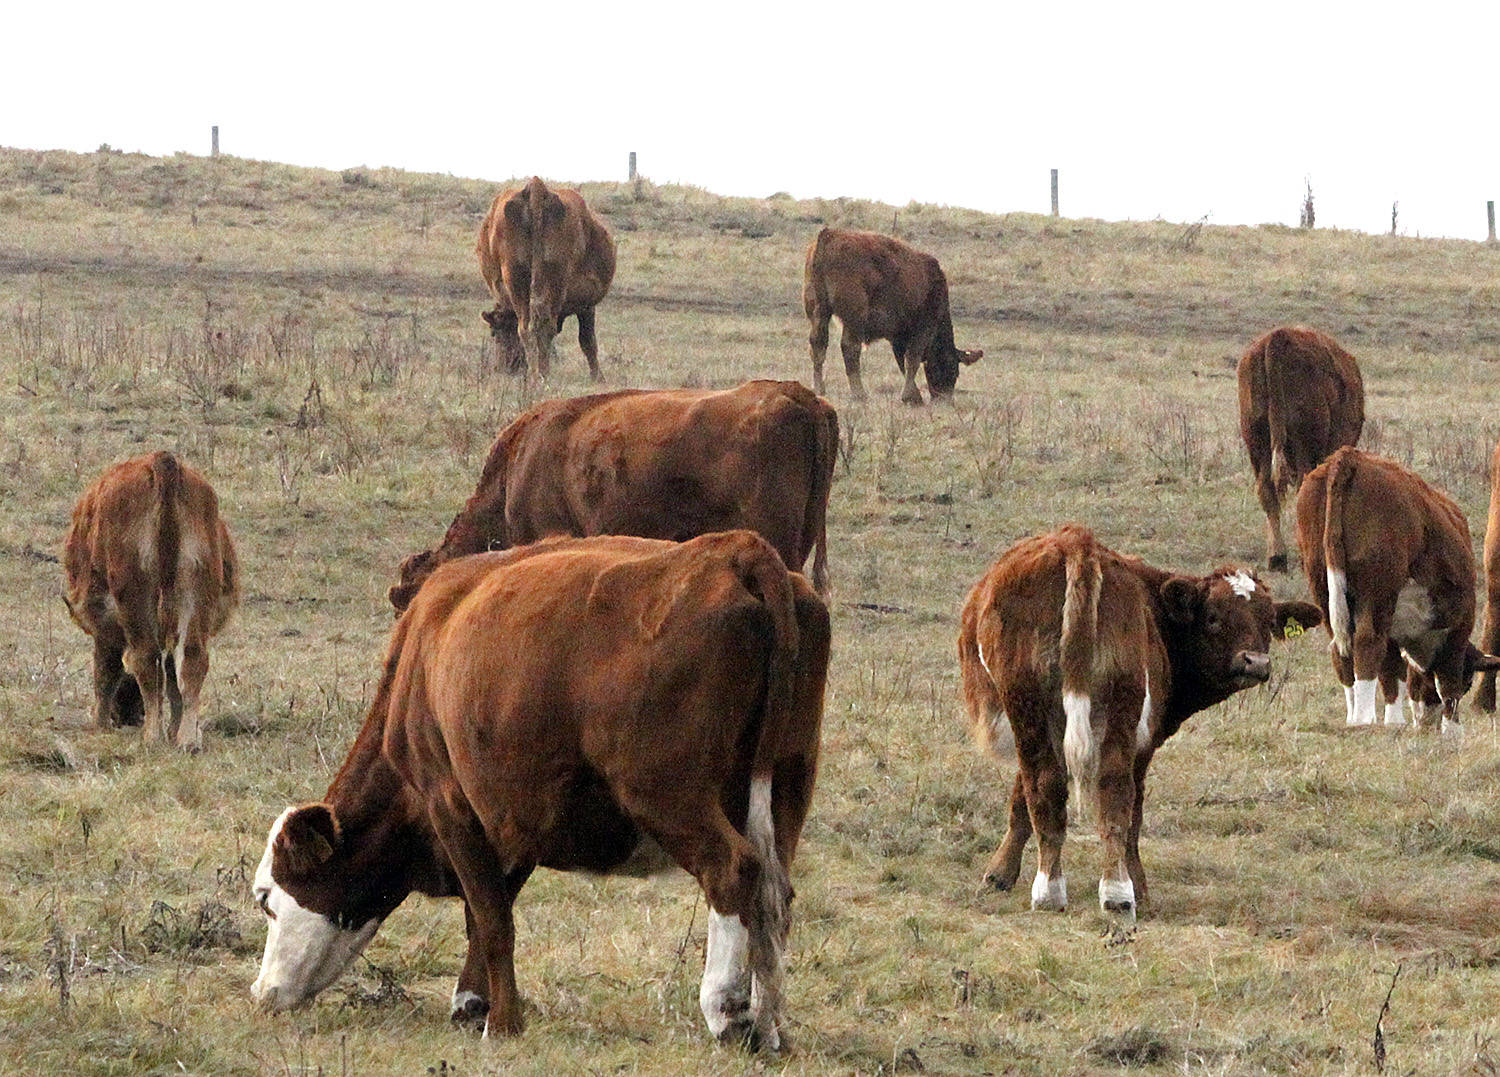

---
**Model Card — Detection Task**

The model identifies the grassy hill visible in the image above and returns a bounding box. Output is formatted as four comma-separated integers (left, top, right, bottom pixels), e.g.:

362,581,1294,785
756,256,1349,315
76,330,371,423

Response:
3,146,1500,1075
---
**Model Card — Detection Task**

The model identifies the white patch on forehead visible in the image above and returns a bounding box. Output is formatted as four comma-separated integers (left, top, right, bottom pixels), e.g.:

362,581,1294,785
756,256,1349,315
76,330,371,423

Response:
1224,570,1257,600
250,806,379,1012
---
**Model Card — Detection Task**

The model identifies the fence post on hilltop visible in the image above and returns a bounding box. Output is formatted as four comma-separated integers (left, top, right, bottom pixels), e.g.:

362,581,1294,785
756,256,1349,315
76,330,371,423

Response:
1488,201,1496,244
629,152,637,182
1050,169,1059,217
211,126,219,158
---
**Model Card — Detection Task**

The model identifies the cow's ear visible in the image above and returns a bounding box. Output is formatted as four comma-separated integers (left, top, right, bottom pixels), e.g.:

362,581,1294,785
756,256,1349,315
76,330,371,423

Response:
1160,576,1200,625
959,348,983,365
1274,600,1323,640
273,804,340,879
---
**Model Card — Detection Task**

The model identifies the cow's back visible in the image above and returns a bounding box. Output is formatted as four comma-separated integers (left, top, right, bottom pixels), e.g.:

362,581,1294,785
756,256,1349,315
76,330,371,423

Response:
804,228,936,340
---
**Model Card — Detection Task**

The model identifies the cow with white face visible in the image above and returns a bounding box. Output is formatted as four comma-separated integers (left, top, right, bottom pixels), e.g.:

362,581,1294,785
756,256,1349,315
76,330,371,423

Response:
958,525,1321,926
250,532,828,1049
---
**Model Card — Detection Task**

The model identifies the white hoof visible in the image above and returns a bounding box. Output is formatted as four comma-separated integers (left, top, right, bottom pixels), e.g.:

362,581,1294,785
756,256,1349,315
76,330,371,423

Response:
1030,870,1067,912
1099,877,1137,926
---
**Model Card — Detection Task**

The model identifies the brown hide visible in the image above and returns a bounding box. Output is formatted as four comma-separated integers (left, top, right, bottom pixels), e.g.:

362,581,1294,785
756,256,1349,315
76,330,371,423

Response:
1237,326,1364,570
62,452,239,749
268,533,830,1042
389,380,838,610
1477,438,1500,711
1295,447,1500,727
958,525,1318,922
477,176,616,379
803,227,982,406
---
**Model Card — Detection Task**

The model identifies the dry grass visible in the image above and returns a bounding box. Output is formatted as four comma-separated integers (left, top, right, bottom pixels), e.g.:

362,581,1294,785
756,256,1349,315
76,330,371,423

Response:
4,146,1500,1075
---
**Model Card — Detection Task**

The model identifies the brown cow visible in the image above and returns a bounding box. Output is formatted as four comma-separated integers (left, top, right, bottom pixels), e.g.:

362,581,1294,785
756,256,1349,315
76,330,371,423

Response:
958,525,1319,926
1476,438,1500,712
1295,447,1500,732
803,227,982,406
388,380,838,611
251,532,830,1050
62,451,239,750
1237,326,1364,571
477,176,616,380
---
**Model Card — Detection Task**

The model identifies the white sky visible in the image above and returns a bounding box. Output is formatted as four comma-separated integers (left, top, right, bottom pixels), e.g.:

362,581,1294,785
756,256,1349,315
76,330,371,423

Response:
6,1,1499,240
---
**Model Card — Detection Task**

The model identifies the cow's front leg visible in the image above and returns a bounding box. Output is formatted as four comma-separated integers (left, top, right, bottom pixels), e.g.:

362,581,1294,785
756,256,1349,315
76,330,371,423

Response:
451,901,490,1025
899,353,925,407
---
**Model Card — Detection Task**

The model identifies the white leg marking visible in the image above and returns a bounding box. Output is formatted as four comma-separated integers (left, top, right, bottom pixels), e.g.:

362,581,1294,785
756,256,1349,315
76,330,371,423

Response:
1099,877,1137,926
1062,690,1095,817
1350,679,1379,726
699,910,751,1040
1135,671,1153,752
1343,684,1355,724
451,988,485,1018
1030,870,1068,912
1326,568,1351,656
1384,679,1409,727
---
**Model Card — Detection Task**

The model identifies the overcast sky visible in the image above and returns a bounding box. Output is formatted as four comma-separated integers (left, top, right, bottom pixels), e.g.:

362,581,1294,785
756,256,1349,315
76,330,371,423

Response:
7,1,1499,240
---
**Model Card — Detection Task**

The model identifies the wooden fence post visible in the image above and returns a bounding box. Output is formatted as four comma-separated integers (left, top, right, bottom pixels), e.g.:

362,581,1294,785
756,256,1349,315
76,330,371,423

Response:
628,152,637,182
1488,200,1496,244
211,126,219,158
1050,169,1059,217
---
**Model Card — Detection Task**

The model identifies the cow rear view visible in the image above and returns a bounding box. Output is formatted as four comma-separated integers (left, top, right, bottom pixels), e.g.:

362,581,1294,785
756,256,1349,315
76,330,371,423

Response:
1237,326,1364,570
63,451,239,750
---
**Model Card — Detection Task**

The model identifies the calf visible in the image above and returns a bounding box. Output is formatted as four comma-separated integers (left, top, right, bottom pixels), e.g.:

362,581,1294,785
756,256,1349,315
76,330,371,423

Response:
1295,446,1500,732
803,227,982,405
252,533,830,1050
62,451,239,750
1237,326,1364,570
389,381,837,610
958,525,1319,926
477,176,616,380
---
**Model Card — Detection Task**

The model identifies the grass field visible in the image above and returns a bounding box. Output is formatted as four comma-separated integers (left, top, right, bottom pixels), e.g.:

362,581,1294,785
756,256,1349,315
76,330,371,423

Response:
4,146,1500,1076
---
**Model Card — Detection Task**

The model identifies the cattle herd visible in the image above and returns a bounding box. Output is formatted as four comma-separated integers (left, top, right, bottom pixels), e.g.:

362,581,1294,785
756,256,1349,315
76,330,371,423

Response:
53,177,1500,1051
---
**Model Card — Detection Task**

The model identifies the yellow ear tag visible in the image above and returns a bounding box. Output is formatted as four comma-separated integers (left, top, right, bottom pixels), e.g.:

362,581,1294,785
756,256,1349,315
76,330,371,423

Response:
1283,618,1305,639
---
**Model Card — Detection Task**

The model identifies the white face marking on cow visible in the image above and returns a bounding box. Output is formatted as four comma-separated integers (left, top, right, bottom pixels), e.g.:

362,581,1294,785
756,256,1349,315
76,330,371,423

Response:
1030,870,1067,912
1098,877,1136,926
1349,679,1379,726
1326,568,1351,657
250,807,380,1011
1224,570,1256,600
699,910,751,1040
1384,679,1409,727
1135,671,1153,753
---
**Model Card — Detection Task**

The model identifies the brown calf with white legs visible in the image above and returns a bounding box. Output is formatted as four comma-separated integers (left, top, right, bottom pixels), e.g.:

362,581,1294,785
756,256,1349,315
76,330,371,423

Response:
63,451,239,750
1236,327,1364,571
1295,447,1500,732
958,525,1319,926
253,533,829,1050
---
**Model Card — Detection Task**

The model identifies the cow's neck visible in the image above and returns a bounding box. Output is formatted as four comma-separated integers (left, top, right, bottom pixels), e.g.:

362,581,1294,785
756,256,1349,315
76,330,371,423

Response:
322,711,454,901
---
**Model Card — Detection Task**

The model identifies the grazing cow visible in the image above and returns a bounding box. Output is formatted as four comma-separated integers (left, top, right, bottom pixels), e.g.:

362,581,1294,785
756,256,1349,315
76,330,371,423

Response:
388,380,838,611
62,451,239,750
1476,438,1500,712
958,525,1319,926
477,176,616,380
1295,447,1500,732
803,227,982,406
1237,326,1364,571
251,532,830,1050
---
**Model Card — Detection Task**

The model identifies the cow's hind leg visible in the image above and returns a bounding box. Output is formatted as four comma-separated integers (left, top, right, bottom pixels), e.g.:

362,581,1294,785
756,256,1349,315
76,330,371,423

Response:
91,635,128,729
1009,691,1068,911
1349,605,1391,727
1094,679,1144,927
1379,644,1409,727
576,307,602,382
123,641,167,744
808,310,831,396
838,326,868,403
1253,468,1287,571
174,642,209,751
983,771,1033,891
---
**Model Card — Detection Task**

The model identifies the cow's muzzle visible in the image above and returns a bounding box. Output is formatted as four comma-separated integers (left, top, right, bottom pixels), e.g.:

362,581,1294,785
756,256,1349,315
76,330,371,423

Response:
1232,651,1272,683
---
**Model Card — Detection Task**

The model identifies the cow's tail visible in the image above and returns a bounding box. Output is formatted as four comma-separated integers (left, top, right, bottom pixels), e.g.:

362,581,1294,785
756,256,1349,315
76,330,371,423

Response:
804,227,833,317
1059,542,1103,822
1323,448,1357,657
1264,330,1294,492
741,538,800,1048
149,452,186,723
807,403,837,597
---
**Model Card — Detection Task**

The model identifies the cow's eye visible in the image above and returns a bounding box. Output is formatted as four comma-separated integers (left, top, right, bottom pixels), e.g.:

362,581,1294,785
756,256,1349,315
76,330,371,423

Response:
1206,614,1222,633
256,889,276,920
